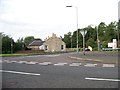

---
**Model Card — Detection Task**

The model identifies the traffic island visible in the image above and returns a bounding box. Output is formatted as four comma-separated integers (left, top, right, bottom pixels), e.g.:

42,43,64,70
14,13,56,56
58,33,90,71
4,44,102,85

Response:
68,51,118,65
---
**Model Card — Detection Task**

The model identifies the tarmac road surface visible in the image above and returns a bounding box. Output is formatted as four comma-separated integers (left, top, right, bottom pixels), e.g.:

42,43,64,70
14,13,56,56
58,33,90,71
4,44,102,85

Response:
1,52,119,88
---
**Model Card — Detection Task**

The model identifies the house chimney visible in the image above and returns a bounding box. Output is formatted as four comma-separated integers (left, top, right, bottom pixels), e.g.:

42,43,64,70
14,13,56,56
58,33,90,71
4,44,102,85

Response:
52,33,57,38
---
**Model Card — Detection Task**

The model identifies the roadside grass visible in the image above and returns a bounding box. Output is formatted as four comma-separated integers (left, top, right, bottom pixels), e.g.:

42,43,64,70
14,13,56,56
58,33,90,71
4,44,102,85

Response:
0,51,70,57
0,52,48,57
0,54,29,57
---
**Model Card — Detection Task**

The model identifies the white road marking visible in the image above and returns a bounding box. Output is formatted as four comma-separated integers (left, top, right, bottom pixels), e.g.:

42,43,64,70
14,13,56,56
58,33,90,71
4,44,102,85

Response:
54,63,67,66
69,63,81,66
0,70,40,76
2,59,116,68
39,62,52,65
43,62,52,64
10,61,17,63
46,54,60,57
25,61,38,64
103,64,115,67
39,63,49,65
85,77,120,82
84,63,97,67
17,61,28,64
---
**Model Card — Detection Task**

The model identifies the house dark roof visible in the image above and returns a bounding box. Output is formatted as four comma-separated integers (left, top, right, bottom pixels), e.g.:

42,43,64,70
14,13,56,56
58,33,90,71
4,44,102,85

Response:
29,40,45,46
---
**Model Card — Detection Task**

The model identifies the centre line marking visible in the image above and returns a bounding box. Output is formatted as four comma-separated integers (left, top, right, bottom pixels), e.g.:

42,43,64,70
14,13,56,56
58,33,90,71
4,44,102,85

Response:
0,70,40,76
85,77,120,82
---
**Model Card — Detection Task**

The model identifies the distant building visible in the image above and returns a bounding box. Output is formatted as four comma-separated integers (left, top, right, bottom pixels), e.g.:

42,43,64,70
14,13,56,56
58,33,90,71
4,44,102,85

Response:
43,33,66,52
28,39,45,50
28,33,66,52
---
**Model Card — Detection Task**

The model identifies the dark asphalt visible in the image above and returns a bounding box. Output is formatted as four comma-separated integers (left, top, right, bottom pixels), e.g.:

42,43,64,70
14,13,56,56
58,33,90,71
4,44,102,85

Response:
1,52,119,88
2,63,119,88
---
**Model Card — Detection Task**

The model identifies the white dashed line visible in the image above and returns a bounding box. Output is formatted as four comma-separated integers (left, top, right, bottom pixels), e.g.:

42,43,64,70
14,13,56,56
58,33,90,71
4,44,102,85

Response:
84,63,97,67
103,64,115,67
85,77,120,82
16,61,28,64
54,63,67,66
69,63,81,66
25,61,38,64
10,61,17,63
0,70,40,76
39,62,52,65
2,60,116,68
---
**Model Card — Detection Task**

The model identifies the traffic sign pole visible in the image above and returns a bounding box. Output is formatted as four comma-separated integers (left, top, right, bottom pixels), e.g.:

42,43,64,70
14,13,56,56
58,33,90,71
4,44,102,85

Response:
80,30,87,55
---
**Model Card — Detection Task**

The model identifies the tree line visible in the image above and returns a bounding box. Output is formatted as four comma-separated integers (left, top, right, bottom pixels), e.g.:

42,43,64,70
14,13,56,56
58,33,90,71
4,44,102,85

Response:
63,21,120,51
1,21,120,54
1,35,35,54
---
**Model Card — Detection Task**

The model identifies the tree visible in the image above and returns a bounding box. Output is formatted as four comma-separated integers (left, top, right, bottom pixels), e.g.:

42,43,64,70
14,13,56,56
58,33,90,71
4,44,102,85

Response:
2,34,14,54
86,38,97,50
24,36,35,46
82,26,97,48
14,38,25,52
72,31,77,48
98,22,107,42
117,20,120,47
107,22,117,41
63,21,118,50
63,32,72,48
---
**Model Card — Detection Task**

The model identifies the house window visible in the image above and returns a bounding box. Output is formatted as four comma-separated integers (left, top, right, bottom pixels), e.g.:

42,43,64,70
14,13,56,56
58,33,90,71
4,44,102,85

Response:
61,45,64,50
45,45,48,50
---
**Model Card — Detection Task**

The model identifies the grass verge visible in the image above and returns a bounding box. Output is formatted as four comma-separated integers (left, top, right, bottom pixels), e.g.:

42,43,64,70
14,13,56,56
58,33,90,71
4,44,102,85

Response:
0,54,29,57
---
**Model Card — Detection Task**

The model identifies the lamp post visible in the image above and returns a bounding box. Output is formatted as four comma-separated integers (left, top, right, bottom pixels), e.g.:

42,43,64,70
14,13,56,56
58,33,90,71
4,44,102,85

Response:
96,26,100,51
66,5,79,53
0,32,3,54
70,34,72,49
11,37,13,54
114,26,119,48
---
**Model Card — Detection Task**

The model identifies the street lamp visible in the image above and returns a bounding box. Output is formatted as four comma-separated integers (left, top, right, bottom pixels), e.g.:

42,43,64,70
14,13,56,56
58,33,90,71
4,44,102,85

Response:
0,32,4,54
114,26,119,48
70,34,72,49
96,26,100,51
11,37,13,54
66,5,79,53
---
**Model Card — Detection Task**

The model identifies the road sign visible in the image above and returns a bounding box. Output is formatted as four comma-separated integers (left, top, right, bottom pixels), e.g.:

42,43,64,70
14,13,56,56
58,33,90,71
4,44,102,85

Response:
80,30,87,55
80,30,87,37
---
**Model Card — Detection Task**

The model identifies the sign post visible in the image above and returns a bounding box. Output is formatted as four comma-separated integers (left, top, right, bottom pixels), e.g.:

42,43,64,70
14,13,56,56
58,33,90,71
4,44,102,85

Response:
80,30,87,55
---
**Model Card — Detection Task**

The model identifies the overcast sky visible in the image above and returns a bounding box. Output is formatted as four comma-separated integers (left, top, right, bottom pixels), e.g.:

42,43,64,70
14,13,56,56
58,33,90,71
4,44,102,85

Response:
0,0,119,41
